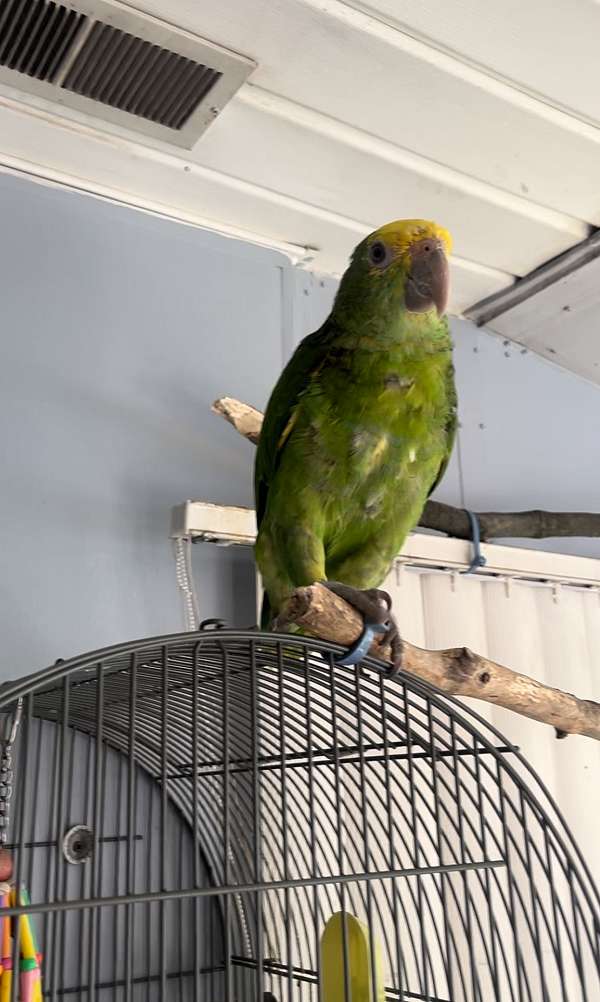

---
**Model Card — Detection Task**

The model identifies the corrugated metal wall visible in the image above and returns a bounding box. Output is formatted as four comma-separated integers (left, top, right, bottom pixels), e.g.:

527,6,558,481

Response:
380,562,600,889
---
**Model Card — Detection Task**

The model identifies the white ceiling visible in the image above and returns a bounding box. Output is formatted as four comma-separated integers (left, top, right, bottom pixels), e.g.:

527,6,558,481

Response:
483,256,600,383
1,0,600,375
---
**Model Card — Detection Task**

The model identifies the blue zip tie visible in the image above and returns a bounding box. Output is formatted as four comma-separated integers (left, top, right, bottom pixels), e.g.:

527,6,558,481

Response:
462,509,487,574
334,619,388,666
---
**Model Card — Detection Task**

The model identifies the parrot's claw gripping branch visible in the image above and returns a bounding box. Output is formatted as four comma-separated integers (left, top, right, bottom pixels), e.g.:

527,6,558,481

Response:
276,582,600,742
321,582,403,671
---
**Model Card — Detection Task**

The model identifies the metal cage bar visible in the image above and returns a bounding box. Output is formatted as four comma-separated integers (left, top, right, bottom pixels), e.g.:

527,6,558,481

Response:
0,630,597,1001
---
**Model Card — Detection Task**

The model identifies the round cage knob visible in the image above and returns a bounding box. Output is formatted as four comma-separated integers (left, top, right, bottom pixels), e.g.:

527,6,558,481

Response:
62,825,94,864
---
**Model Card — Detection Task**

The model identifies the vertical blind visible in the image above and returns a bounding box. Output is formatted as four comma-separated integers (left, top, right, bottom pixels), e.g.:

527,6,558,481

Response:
383,560,600,889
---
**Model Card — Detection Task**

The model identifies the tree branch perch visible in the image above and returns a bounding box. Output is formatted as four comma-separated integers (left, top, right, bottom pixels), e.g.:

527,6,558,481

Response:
276,583,600,742
212,395,600,541
212,397,262,446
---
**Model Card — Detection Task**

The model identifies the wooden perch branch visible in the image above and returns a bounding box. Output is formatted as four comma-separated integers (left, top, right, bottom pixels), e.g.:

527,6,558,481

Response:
421,501,600,542
276,583,600,742
213,396,600,541
212,397,263,446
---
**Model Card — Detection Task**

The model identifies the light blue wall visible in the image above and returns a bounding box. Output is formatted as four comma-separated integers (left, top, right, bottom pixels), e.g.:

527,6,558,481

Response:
2,172,599,679
0,173,285,677
445,319,600,559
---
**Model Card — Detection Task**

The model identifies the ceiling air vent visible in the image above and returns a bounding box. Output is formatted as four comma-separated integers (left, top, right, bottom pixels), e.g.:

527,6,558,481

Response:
0,0,255,148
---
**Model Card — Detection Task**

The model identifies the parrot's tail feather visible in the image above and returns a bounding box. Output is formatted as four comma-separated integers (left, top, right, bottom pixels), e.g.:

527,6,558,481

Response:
260,592,272,630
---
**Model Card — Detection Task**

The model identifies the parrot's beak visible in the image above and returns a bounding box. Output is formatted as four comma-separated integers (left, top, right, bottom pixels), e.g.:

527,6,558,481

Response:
405,238,449,317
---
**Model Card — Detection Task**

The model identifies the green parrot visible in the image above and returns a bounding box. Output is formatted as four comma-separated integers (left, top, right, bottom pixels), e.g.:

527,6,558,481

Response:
254,219,457,668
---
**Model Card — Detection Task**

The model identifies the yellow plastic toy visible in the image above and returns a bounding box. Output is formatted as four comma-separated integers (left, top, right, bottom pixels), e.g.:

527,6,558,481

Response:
320,910,385,1002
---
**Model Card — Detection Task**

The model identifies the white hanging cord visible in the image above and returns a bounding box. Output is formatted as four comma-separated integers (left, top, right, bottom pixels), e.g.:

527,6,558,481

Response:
174,537,200,631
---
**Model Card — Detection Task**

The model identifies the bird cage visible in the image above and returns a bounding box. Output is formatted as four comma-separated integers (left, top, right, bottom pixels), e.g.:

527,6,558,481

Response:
0,628,598,1001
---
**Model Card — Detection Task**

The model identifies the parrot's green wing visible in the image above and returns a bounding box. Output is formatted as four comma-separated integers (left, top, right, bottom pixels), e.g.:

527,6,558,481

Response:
427,355,457,498
255,324,335,529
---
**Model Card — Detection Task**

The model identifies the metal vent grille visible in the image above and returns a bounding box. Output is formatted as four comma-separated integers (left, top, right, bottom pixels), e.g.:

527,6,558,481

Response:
0,0,87,82
0,0,254,148
62,22,222,130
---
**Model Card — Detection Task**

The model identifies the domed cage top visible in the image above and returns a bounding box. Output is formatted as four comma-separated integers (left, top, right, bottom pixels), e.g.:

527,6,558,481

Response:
0,629,598,1001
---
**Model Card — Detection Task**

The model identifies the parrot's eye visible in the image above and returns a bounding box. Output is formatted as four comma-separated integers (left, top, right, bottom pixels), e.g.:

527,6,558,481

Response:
368,241,392,268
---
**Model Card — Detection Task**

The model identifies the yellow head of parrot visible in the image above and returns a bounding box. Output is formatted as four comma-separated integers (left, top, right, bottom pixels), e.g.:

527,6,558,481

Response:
364,218,452,316
373,218,452,257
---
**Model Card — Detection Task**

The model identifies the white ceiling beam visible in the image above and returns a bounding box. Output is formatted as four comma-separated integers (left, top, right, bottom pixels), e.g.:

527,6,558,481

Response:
303,0,600,138
465,230,600,327
240,85,588,241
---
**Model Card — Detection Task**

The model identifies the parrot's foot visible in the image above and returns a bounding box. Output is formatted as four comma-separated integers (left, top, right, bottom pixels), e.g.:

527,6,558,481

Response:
322,581,403,674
